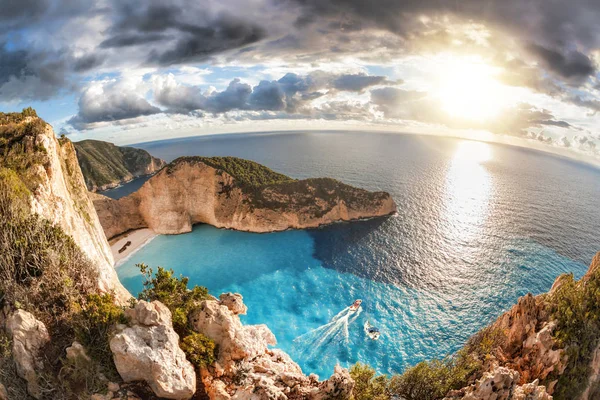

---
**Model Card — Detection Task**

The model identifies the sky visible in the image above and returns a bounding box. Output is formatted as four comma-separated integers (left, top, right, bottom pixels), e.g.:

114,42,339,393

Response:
1,0,599,164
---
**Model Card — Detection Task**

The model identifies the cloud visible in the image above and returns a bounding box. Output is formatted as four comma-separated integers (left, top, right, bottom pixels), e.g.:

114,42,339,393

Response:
102,2,266,66
0,44,70,101
69,80,160,129
151,71,390,115
527,44,596,82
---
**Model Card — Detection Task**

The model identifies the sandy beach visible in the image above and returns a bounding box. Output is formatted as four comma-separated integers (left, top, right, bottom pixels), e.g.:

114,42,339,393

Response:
110,228,157,266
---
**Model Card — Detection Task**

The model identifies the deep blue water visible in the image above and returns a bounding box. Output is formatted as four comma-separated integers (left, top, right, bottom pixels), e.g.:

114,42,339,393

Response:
116,131,600,379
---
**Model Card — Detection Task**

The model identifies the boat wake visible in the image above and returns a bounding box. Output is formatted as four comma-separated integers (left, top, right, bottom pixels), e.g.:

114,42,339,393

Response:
292,306,362,359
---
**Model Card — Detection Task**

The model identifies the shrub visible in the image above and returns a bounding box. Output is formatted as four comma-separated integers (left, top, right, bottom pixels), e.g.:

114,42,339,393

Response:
180,333,217,369
350,363,390,400
74,293,126,379
546,271,600,399
389,349,480,400
137,263,211,337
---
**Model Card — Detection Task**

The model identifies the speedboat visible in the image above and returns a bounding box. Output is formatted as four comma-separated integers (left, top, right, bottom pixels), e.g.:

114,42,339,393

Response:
349,299,362,312
364,320,381,340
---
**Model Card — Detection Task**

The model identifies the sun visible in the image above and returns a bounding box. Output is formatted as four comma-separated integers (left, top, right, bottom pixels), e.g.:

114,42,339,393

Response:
436,57,509,121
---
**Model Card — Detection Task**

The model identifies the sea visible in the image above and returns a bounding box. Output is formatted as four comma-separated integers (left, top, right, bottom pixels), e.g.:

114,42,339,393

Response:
109,131,600,378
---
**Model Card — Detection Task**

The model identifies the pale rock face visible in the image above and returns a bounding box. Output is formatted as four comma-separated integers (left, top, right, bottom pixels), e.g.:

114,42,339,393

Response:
110,301,196,400
28,124,130,303
5,310,50,399
93,160,397,238
219,293,247,315
444,366,551,400
191,295,354,400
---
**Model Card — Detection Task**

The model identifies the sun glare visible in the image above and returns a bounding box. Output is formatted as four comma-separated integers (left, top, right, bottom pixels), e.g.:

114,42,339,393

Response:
454,140,492,163
437,58,509,121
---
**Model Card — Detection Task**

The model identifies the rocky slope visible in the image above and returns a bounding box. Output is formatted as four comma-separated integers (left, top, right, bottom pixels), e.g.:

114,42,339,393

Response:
74,139,165,192
0,116,129,302
92,156,397,238
443,252,600,400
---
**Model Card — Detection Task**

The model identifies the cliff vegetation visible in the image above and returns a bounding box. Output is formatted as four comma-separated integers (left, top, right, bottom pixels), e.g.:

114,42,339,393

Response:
74,140,165,192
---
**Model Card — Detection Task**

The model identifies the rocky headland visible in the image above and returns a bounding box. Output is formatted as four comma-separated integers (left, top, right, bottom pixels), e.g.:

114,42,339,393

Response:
74,139,165,192
92,156,397,239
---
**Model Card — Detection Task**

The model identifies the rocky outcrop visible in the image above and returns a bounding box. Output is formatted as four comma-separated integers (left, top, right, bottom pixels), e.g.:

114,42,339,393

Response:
93,156,396,238
110,301,196,400
445,365,551,400
5,310,50,399
74,139,166,192
190,293,354,400
27,122,130,302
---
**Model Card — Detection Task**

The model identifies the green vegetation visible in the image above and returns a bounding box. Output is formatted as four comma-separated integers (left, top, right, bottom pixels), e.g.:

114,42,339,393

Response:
137,263,217,370
349,327,505,400
74,293,127,380
0,109,49,191
180,333,217,369
546,270,600,400
350,363,390,400
137,263,211,337
169,156,295,187
73,139,165,191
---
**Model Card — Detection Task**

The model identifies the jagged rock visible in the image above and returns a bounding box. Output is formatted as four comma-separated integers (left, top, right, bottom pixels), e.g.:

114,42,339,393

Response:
66,340,91,363
192,295,354,400
5,310,50,399
110,301,196,400
219,293,247,315
444,365,550,400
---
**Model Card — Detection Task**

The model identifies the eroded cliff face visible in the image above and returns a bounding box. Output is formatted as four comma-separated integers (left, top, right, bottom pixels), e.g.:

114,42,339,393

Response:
445,251,600,400
93,158,397,238
27,123,130,302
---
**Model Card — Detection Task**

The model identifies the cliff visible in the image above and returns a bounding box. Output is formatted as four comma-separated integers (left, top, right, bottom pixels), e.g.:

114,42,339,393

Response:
74,139,165,192
92,156,397,239
0,112,129,302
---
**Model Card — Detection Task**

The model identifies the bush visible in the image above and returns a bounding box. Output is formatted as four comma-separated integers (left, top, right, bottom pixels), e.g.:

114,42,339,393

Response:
546,271,600,399
350,363,390,400
180,333,217,369
137,263,211,337
74,293,126,379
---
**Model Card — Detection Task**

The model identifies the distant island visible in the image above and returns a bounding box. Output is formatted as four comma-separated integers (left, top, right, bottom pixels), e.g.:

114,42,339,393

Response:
74,139,165,192
92,156,397,239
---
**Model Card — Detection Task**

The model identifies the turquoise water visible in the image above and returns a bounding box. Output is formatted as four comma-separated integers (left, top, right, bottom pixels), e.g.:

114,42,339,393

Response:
118,132,599,378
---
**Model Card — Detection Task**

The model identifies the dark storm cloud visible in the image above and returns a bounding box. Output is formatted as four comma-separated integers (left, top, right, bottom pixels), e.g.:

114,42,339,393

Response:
102,1,266,66
527,44,595,81
0,44,70,101
99,33,169,48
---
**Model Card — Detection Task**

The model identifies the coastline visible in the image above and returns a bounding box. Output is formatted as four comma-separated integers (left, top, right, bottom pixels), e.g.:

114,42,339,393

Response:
110,228,157,267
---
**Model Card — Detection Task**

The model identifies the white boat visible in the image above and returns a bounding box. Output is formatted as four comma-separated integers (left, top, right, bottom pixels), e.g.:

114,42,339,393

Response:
364,320,381,340
349,299,362,312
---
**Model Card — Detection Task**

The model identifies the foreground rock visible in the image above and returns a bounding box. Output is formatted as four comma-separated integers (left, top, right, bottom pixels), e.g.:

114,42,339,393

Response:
93,156,396,238
190,293,354,400
445,365,551,400
110,301,196,399
5,310,50,399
